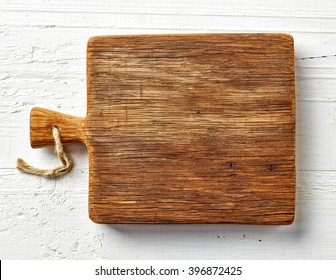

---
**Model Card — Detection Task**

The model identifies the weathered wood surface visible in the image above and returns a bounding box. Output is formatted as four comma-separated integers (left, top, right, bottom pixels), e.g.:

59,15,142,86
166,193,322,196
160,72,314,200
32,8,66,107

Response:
2,0,336,260
30,107,85,148
30,33,295,224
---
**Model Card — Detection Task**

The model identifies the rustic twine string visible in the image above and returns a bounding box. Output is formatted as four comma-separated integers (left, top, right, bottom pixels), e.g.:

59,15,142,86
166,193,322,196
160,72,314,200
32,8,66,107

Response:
17,126,73,178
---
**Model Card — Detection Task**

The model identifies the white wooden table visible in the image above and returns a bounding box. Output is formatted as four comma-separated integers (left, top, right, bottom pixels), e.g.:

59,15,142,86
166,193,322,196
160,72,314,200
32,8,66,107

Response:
1,0,336,259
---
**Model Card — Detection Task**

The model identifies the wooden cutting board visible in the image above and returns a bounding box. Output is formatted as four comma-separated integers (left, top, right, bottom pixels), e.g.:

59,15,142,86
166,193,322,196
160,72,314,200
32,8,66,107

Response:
30,33,296,224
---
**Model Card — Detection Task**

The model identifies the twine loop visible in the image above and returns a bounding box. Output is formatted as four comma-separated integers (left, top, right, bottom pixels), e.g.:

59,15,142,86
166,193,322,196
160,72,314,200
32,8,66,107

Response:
17,126,73,178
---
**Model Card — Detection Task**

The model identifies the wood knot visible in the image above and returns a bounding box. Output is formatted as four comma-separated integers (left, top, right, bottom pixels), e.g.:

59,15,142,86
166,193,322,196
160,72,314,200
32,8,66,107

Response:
228,162,236,168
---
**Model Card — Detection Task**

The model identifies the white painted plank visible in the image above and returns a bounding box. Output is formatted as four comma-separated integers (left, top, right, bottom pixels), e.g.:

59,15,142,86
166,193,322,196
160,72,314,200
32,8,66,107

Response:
1,0,336,259
2,10,336,35
1,169,336,259
1,0,336,18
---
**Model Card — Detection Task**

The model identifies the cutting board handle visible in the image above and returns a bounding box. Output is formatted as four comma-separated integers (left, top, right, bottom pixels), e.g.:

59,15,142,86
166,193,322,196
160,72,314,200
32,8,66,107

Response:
30,107,85,148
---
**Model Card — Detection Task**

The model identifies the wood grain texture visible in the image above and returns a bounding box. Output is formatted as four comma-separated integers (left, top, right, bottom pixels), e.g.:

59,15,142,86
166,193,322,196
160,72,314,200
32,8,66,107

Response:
28,33,295,224
84,33,295,224
30,107,85,148
2,0,336,260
